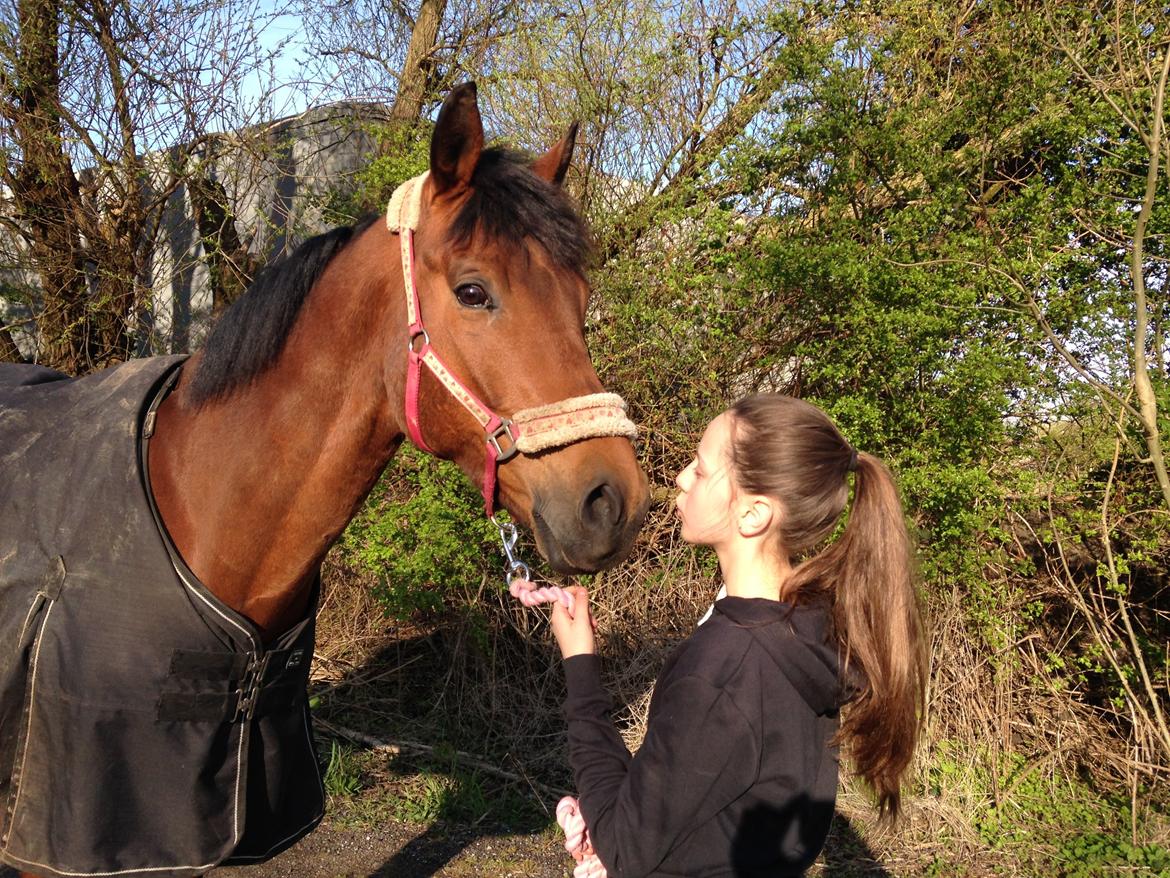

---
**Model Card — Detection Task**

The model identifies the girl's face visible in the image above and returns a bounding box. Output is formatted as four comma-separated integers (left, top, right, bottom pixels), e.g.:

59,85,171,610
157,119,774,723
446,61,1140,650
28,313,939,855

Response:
675,412,737,547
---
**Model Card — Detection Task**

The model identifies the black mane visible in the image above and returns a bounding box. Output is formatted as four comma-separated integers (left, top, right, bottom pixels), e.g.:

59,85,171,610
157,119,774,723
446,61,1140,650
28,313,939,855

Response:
186,215,379,407
448,147,593,274
187,148,591,407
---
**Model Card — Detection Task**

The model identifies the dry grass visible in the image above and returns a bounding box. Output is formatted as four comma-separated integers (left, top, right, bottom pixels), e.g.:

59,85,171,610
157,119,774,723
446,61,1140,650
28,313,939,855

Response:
309,499,712,788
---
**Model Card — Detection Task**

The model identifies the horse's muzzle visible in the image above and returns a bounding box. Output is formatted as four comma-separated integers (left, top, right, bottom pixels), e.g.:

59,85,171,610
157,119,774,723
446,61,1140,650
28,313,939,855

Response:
530,470,650,574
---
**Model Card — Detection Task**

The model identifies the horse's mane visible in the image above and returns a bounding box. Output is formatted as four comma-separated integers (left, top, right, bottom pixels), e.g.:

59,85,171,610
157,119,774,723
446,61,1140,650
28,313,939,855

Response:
185,214,380,407
187,148,591,407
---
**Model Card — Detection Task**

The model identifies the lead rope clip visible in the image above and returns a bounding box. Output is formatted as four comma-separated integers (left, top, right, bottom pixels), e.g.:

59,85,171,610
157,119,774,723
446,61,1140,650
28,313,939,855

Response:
492,515,531,586
492,515,575,616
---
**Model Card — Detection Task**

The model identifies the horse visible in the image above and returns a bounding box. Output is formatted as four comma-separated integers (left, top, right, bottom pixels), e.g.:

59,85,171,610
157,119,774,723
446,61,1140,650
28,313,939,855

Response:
0,82,649,878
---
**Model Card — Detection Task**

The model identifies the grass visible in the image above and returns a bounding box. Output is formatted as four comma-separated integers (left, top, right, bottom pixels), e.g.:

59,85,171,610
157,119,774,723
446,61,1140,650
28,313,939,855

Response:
323,740,364,799
310,668,1170,876
316,726,554,837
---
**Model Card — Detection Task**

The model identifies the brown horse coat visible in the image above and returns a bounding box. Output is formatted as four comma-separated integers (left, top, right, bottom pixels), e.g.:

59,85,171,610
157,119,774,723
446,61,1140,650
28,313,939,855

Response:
0,357,323,878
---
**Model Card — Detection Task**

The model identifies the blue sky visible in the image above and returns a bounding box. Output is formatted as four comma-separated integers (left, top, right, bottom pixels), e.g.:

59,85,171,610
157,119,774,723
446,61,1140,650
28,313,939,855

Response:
245,4,313,116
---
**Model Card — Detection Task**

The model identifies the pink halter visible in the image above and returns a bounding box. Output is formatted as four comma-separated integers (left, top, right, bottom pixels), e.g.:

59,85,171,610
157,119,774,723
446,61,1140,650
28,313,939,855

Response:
386,172,638,515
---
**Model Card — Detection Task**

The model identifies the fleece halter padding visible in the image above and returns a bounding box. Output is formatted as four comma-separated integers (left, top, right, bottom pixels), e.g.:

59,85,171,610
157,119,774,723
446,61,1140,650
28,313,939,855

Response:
386,172,638,515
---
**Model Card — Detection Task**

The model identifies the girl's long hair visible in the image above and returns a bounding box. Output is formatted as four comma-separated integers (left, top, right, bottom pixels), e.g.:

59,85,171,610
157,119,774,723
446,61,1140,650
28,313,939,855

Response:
728,394,927,820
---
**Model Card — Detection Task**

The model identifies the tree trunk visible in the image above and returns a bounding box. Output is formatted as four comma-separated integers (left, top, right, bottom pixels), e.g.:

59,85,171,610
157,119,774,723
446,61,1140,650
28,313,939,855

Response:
189,170,257,317
387,0,448,127
8,0,90,372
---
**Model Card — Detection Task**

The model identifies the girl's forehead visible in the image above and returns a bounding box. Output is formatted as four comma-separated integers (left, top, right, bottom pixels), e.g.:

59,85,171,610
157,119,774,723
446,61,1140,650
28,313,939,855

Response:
698,413,732,462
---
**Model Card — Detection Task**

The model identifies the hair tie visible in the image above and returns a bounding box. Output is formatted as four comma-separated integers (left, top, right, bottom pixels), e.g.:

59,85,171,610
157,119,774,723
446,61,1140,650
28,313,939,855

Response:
847,446,859,472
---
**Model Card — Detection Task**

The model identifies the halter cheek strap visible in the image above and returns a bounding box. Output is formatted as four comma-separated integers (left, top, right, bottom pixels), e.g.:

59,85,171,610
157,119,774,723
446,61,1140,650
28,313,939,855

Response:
386,172,638,515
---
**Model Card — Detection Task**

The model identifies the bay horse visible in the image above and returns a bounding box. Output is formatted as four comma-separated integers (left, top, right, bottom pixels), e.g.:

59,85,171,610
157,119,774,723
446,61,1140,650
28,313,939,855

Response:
0,82,648,878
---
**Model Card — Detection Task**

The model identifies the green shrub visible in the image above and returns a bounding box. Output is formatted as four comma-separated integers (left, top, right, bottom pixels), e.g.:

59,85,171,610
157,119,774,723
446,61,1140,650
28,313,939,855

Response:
338,447,502,620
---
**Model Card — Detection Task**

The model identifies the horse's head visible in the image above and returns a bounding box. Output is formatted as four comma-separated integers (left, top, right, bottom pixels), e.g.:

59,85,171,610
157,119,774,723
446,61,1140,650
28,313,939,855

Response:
385,83,648,574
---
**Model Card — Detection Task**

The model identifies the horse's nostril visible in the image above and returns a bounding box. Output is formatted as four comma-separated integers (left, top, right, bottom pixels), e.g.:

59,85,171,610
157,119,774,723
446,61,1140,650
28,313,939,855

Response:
582,481,624,530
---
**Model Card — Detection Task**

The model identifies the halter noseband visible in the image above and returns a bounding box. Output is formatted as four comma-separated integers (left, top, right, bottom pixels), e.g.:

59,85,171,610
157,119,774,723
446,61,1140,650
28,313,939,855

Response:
386,172,638,515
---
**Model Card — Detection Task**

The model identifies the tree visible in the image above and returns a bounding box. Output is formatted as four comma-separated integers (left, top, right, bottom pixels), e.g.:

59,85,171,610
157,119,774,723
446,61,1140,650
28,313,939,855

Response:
752,0,1170,785
296,0,520,127
1028,0,1170,767
480,1,836,247
0,0,292,372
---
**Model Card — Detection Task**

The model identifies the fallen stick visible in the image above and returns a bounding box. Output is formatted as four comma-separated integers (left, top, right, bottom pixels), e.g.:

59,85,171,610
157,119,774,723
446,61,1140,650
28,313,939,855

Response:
312,717,573,801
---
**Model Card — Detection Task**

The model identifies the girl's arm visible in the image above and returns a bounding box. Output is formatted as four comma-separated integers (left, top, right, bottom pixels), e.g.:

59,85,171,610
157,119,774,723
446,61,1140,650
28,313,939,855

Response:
562,655,759,878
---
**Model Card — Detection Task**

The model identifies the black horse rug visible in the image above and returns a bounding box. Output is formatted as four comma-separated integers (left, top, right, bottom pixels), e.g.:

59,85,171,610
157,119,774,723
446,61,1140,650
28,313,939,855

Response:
0,357,323,878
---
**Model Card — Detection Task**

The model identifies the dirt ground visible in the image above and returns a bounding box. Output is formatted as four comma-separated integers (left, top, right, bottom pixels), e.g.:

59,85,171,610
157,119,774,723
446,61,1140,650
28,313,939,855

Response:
0,793,570,878
214,809,900,878
206,815,572,878
0,804,902,878
1,816,571,878
203,811,901,878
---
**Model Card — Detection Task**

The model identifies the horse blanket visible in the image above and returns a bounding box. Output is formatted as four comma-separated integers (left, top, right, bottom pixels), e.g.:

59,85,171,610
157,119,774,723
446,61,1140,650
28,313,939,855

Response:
0,356,324,878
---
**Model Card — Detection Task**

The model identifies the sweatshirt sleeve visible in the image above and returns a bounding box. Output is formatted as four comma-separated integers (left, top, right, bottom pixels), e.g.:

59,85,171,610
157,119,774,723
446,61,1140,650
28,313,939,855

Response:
562,654,759,878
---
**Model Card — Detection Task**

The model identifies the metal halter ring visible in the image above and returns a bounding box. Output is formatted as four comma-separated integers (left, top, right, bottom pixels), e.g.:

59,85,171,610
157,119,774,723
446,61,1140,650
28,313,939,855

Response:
408,327,430,353
487,420,520,463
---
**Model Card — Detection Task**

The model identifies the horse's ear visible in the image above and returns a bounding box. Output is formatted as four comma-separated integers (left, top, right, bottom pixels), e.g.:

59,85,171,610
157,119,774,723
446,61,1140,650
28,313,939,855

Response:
532,122,579,186
430,82,484,197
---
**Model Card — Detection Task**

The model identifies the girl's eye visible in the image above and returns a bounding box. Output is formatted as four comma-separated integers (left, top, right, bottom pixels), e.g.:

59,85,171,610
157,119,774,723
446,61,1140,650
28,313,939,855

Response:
455,283,492,308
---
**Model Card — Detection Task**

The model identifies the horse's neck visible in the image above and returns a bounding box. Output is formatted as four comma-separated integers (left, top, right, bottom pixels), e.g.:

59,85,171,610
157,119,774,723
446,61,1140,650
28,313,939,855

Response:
149,228,406,641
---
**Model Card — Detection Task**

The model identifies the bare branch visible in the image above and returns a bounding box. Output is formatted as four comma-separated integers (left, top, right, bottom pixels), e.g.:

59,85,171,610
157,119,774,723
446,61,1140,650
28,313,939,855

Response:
1129,43,1170,510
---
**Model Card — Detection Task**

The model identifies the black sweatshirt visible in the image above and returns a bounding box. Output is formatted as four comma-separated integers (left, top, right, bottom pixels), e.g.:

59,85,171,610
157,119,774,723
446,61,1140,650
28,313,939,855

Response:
562,596,843,878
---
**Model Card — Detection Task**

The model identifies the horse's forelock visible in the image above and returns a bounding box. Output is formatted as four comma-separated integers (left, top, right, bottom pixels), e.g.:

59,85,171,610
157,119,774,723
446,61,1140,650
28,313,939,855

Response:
446,148,593,274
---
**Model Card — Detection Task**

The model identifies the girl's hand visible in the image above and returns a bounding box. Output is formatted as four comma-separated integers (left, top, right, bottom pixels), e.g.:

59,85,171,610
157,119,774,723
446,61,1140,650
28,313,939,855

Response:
550,586,596,658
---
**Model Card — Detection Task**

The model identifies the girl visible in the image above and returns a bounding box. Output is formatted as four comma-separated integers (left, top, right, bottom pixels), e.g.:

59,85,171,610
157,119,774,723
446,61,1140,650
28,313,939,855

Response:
550,393,927,877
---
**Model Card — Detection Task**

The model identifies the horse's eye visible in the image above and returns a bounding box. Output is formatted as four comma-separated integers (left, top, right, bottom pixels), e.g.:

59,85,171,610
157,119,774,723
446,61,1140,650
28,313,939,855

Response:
454,283,491,308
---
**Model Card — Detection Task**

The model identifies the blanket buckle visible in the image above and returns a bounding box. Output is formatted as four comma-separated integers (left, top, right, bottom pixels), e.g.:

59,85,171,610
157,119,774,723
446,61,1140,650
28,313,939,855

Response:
233,654,271,723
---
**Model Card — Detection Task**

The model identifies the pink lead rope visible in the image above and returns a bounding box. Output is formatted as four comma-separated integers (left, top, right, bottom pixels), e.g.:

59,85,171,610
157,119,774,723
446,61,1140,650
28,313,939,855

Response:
557,796,608,878
508,578,576,616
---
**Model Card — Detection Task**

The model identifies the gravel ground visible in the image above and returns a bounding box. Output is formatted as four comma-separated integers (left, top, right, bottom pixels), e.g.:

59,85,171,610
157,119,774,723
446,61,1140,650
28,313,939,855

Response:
1,816,572,878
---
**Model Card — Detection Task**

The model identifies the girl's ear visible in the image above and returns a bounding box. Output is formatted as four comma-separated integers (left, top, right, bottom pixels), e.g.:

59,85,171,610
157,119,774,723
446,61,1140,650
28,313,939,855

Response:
738,496,778,538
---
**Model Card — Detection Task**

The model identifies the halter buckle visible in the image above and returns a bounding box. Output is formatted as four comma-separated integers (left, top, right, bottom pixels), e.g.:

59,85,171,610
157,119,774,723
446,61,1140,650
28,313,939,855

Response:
487,420,520,462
